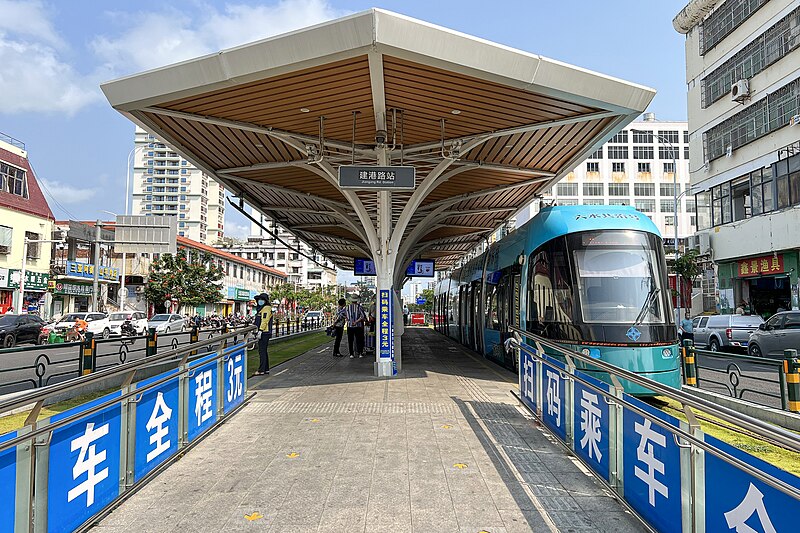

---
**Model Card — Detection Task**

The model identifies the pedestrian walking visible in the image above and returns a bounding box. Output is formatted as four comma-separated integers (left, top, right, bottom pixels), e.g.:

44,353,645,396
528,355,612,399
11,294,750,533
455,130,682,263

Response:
346,295,366,358
332,298,346,357
254,293,273,375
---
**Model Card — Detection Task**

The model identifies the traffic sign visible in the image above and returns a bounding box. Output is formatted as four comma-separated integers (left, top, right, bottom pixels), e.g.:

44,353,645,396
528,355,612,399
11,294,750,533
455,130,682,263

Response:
188,356,218,442
224,345,246,414
416,297,426,305
0,431,16,532
133,372,180,482
47,392,122,533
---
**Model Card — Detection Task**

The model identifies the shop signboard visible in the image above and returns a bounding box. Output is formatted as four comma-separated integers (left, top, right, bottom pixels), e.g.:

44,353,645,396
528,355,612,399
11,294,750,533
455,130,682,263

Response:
4,269,49,291
65,261,119,282
52,282,93,296
226,287,252,301
738,254,784,277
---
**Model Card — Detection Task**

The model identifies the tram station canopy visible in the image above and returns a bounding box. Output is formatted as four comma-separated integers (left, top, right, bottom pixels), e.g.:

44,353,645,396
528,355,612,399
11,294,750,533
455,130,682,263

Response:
102,8,655,278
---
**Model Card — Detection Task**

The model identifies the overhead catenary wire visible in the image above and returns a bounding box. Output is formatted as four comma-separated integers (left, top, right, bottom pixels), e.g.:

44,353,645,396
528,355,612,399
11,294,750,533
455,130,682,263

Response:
27,157,80,221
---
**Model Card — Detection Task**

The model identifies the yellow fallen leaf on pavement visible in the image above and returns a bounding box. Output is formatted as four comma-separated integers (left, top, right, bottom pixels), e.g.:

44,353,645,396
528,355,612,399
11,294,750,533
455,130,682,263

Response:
244,512,263,521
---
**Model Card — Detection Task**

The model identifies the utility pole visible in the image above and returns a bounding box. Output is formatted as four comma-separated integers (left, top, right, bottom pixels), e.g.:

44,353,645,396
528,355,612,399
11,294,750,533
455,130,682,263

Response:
18,239,28,313
92,219,102,312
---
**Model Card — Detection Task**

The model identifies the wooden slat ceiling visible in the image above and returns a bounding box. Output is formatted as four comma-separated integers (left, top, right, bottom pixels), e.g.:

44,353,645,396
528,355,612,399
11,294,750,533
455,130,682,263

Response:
134,54,623,271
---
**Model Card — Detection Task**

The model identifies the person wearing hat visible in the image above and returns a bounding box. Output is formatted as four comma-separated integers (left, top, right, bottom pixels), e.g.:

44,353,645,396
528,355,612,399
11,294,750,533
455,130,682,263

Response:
254,293,273,375
345,294,367,358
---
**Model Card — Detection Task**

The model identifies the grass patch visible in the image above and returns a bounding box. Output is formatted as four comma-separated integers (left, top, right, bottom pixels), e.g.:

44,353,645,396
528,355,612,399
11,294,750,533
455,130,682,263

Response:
247,332,331,376
0,388,117,435
654,396,800,476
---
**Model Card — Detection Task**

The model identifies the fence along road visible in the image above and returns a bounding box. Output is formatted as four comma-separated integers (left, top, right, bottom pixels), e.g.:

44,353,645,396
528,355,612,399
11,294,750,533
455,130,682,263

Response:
510,326,800,533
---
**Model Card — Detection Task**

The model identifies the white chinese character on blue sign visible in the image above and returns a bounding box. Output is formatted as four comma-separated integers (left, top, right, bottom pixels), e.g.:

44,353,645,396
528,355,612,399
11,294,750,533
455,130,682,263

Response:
634,419,668,506
226,354,243,403
145,392,172,463
579,390,602,462
521,354,535,406
546,369,560,427
724,483,777,533
67,423,109,507
194,370,214,425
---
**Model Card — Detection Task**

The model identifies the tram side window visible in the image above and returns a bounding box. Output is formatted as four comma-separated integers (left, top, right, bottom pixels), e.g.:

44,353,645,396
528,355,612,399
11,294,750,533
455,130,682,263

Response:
487,282,502,331
526,239,577,336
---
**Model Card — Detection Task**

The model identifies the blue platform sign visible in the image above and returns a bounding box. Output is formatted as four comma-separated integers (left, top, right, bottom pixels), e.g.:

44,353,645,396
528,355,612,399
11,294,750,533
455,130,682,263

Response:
378,290,392,360
705,434,800,533
519,348,537,412
415,297,426,306
47,392,122,533
223,344,246,414
572,373,610,481
622,395,682,533
133,372,180,482
541,357,566,442
188,357,217,442
0,431,16,532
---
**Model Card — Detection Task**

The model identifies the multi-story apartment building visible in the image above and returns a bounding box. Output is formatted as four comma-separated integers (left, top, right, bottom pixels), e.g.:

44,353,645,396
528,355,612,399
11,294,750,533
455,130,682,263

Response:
216,208,336,289
519,116,694,246
675,0,800,318
131,127,225,245
0,133,54,315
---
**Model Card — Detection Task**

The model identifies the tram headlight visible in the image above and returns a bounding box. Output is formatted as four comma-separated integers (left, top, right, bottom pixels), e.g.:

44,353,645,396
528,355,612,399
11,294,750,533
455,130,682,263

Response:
581,348,591,357
662,348,673,359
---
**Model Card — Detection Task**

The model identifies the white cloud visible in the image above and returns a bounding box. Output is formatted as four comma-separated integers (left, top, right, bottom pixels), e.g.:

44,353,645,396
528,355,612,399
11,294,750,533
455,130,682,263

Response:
39,179,98,204
224,221,251,239
92,0,348,73
0,2,100,115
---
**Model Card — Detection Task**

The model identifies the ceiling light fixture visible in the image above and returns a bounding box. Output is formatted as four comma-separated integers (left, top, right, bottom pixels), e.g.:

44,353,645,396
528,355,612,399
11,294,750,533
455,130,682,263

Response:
300,107,310,113
254,144,263,148
451,109,461,115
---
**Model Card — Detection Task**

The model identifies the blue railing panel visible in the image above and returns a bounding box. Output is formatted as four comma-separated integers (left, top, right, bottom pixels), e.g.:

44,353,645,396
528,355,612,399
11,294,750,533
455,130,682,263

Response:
541,356,567,442
0,431,16,532
187,359,218,443
133,370,181,483
223,345,246,414
572,371,611,482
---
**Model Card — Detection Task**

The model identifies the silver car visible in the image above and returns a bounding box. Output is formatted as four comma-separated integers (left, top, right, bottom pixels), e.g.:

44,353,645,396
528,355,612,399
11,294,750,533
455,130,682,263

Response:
147,313,186,333
748,312,800,358
692,314,764,352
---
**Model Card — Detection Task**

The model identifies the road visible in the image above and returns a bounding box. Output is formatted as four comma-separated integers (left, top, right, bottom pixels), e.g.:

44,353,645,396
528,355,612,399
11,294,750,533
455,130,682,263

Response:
694,351,785,410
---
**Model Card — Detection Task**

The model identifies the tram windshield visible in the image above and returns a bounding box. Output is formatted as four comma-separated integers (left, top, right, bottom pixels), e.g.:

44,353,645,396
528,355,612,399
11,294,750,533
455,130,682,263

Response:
571,230,667,324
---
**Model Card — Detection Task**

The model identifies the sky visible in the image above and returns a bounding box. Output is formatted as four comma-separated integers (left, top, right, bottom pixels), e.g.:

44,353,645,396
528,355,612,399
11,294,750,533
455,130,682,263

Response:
0,0,690,289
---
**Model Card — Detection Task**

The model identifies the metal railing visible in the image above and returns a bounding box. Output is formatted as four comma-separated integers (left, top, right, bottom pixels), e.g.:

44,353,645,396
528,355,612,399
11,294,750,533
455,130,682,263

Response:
0,326,254,533
509,326,800,532
681,340,790,410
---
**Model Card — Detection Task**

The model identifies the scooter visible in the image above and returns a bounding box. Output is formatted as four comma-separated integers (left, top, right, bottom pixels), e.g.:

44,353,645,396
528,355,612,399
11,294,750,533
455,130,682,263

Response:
120,319,138,337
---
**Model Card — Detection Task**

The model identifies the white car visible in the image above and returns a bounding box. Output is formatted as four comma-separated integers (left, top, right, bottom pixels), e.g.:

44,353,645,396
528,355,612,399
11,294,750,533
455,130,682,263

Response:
54,312,112,339
108,311,149,335
148,313,186,333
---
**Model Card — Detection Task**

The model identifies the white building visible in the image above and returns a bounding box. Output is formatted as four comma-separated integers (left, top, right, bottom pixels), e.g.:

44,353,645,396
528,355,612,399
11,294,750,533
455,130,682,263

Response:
216,208,336,289
519,116,694,246
674,0,800,318
131,127,224,245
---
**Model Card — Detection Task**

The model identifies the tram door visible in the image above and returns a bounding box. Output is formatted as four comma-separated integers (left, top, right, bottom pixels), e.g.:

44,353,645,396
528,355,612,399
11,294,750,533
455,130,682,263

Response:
459,285,469,345
471,281,483,354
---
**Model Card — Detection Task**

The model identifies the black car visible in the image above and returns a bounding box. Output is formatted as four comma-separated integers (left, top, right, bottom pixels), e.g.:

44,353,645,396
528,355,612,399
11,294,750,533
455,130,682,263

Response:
0,314,46,348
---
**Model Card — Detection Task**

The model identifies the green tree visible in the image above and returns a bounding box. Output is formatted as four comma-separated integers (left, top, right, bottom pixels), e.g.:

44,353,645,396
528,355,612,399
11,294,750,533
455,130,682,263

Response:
672,249,702,282
407,288,434,313
145,249,224,312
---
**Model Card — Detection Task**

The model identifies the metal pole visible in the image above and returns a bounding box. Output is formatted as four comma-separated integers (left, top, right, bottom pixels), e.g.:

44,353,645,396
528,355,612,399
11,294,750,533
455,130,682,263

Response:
120,252,127,311
92,220,101,312
673,145,680,321
18,238,28,313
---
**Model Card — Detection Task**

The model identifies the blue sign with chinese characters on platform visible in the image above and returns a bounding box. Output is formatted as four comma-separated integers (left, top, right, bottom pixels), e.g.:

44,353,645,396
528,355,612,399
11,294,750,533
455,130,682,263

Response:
353,258,376,276
47,392,122,533
622,395,682,533
704,434,800,533
133,372,180,482
541,357,566,442
519,348,537,413
224,344,246,414
572,373,610,482
379,290,392,360
188,356,218,442
0,431,16,532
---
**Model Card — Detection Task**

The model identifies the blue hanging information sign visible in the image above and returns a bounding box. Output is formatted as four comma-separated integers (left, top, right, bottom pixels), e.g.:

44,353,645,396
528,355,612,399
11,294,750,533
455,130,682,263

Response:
133,371,180,482
572,373,611,481
379,290,392,360
704,434,800,533
0,431,16,532
188,356,218,442
541,357,567,442
223,344,246,414
47,393,122,533
622,395,682,533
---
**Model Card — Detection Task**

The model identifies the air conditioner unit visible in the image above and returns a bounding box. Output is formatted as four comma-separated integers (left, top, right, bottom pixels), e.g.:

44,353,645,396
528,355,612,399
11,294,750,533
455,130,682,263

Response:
698,232,711,255
687,234,700,251
731,79,750,103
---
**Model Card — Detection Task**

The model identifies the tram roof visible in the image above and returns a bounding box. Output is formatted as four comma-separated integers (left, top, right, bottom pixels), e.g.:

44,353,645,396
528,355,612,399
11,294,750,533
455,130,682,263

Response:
101,8,655,271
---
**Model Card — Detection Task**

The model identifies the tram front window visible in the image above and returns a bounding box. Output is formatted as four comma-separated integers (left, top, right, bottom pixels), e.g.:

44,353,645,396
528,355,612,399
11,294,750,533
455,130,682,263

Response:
571,231,667,324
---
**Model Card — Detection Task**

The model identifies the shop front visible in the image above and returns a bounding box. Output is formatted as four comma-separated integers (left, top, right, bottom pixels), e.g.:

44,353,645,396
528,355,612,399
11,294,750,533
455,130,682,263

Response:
49,280,93,315
226,287,255,315
717,251,799,319
0,268,50,316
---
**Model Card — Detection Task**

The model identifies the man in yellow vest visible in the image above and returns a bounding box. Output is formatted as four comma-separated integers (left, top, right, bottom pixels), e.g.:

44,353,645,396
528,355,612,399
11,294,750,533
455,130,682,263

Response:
254,293,273,375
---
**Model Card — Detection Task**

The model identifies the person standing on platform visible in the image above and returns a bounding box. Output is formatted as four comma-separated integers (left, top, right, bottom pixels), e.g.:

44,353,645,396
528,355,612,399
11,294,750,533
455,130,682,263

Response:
254,293,273,375
332,298,346,357
346,295,366,358
679,311,694,343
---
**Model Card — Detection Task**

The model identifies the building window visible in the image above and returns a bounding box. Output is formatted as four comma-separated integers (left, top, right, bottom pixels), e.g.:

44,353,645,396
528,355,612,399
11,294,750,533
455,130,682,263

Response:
586,162,599,173
609,131,628,143
683,131,689,144
632,130,653,144
635,199,655,212
611,162,625,173
23,231,39,259
0,163,28,198
607,146,628,159
634,183,655,196
660,183,679,197
660,199,675,213
609,199,629,206
657,131,679,144
664,216,675,226
608,183,629,196
663,162,675,174
0,225,11,254
659,146,680,160
179,231,184,236
556,183,578,196
587,148,603,159
712,182,732,225
637,162,651,173
690,215,697,227
633,146,654,159
700,0,771,55
684,146,689,159
582,183,604,196
583,199,605,205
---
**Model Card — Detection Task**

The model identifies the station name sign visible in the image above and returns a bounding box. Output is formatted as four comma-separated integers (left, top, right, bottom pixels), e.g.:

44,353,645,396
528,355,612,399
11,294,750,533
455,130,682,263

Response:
338,166,415,190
